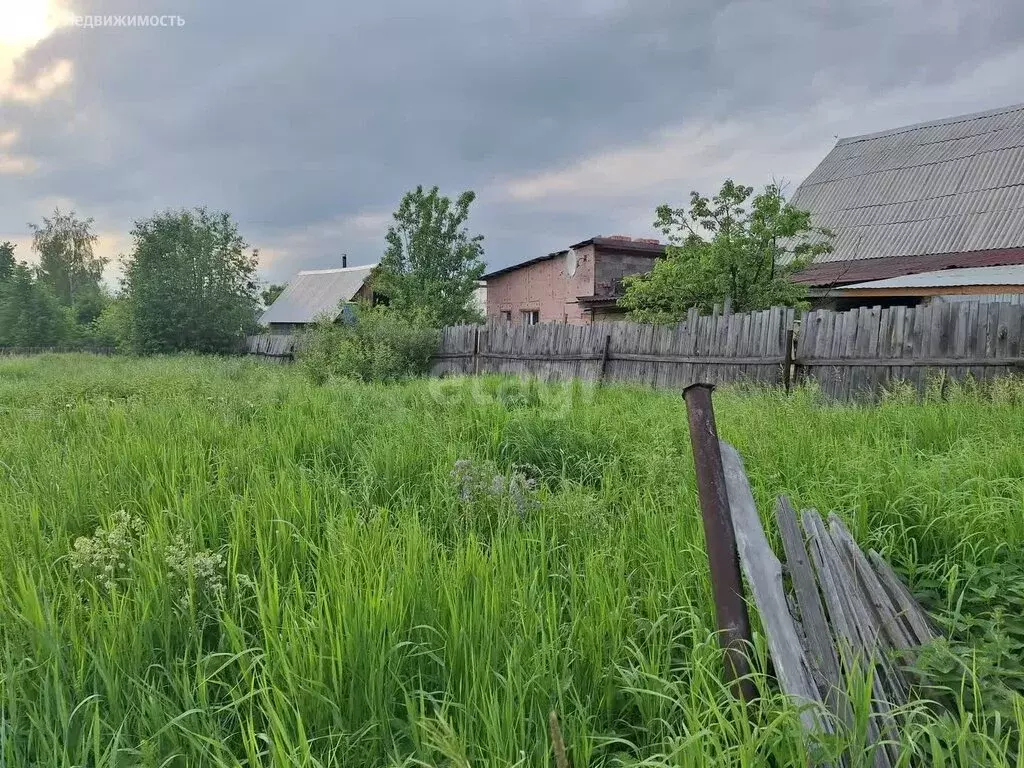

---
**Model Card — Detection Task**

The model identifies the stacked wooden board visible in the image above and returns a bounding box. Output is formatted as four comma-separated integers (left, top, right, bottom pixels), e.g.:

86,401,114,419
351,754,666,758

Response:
721,442,936,766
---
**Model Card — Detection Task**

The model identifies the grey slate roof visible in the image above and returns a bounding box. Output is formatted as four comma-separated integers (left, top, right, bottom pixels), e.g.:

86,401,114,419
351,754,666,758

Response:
843,265,1024,290
790,103,1024,264
260,264,377,325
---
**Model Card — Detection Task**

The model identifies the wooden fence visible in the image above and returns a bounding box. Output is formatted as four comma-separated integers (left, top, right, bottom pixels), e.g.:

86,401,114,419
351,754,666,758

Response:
245,299,1024,400
243,334,297,363
0,346,116,356
798,301,1024,399
432,306,796,388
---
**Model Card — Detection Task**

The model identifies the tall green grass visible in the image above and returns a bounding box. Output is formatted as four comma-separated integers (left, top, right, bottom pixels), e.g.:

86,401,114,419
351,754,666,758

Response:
0,354,1022,766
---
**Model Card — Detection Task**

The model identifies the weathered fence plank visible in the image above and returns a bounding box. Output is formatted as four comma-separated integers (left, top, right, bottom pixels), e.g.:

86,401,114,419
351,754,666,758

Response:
776,497,848,728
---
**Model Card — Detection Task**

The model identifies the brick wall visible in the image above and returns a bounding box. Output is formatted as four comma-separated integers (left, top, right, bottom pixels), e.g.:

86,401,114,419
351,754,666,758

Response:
486,245,596,324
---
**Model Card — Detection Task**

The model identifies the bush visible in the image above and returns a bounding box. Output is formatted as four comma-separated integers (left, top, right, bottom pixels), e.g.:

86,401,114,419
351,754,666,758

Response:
297,303,439,384
87,298,132,351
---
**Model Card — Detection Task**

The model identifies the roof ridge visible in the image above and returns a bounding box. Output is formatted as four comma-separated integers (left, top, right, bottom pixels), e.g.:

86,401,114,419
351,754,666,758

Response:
837,102,1024,146
297,263,378,275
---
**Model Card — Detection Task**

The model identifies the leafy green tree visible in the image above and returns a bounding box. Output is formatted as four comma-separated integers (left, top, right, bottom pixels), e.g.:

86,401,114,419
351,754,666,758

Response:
89,297,131,350
29,209,105,308
121,207,261,353
0,263,70,347
619,180,833,322
261,283,286,307
373,186,486,326
0,241,15,282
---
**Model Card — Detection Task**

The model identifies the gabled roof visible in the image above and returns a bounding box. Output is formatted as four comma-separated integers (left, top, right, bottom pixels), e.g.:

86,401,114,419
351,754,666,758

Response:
260,263,377,325
790,103,1024,267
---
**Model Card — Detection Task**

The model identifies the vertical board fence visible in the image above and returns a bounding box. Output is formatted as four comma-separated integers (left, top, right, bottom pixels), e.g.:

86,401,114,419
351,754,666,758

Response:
797,300,1024,400
0,346,116,356
243,334,298,362
245,300,1024,400
431,307,795,388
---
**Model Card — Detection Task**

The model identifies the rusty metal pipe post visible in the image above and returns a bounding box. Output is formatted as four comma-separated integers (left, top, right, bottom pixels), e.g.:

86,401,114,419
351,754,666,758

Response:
683,383,756,701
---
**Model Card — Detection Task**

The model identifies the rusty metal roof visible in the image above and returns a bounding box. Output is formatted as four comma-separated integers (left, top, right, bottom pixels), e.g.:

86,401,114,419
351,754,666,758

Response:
790,103,1024,267
260,264,376,325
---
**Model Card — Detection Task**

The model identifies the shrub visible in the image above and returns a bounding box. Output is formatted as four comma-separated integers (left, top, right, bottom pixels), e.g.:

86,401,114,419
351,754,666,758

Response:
87,298,132,350
297,303,439,384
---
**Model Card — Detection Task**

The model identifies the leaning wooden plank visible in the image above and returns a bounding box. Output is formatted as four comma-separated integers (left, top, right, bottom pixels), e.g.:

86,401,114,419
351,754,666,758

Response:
825,517,915,763
828,516,917,652
777,498,849,725
821,515,909,764
814,516,908,705
868,550,936,647
718,443,831,737
803,511,893,768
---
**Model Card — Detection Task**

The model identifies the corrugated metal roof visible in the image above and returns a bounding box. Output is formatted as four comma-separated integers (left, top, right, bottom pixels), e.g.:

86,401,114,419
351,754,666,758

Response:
790,103,1024,265
843,265,1024,291
260,264,377,325
794,247,1024,286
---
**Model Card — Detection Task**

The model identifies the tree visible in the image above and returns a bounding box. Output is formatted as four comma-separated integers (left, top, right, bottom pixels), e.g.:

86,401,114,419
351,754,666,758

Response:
619,180,833,322
0,241,15,283
89,297,131,350
29,209,105,308
373,185,486,326
120,207,261,353
0,263,70,347
261,283,285,307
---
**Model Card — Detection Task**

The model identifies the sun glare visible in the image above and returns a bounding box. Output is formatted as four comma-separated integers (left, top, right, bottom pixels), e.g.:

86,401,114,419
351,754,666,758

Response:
0,0,74,103
0,0,70,48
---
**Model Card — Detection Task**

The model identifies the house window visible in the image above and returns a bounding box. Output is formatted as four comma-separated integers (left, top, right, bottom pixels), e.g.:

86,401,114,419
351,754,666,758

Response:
522,310,540,326
500,310,512,323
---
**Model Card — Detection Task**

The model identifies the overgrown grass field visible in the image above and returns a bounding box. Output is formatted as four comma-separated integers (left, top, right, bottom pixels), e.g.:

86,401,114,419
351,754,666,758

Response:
1,355,1022,766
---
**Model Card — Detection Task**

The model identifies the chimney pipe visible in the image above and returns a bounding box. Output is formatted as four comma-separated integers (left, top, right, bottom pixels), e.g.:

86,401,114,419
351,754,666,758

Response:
342,254,348,268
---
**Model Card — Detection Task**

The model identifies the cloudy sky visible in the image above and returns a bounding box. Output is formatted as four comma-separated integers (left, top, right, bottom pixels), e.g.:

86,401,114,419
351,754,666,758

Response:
1,0,1023,286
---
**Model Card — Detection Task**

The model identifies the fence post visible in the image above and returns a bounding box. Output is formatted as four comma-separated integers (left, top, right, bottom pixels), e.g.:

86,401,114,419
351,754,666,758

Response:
783,328,795,393
472,326,481,376
683,383,756,702
598,333,611,383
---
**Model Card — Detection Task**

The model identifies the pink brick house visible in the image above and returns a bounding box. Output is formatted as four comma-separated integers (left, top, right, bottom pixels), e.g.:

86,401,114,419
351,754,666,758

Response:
483,236,665,324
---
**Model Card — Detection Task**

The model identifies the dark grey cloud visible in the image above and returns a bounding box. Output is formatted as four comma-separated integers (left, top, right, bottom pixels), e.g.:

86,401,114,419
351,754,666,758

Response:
2,0,1023,281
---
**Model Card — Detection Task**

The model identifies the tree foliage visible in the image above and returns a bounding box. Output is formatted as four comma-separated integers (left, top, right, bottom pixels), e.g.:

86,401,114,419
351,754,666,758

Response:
89,298,132,350
0,263,70,348
619,180,833,322
120,208,260,353
261,283,286,307
0,241,15,283
373,186,485,326
30,209,106,308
